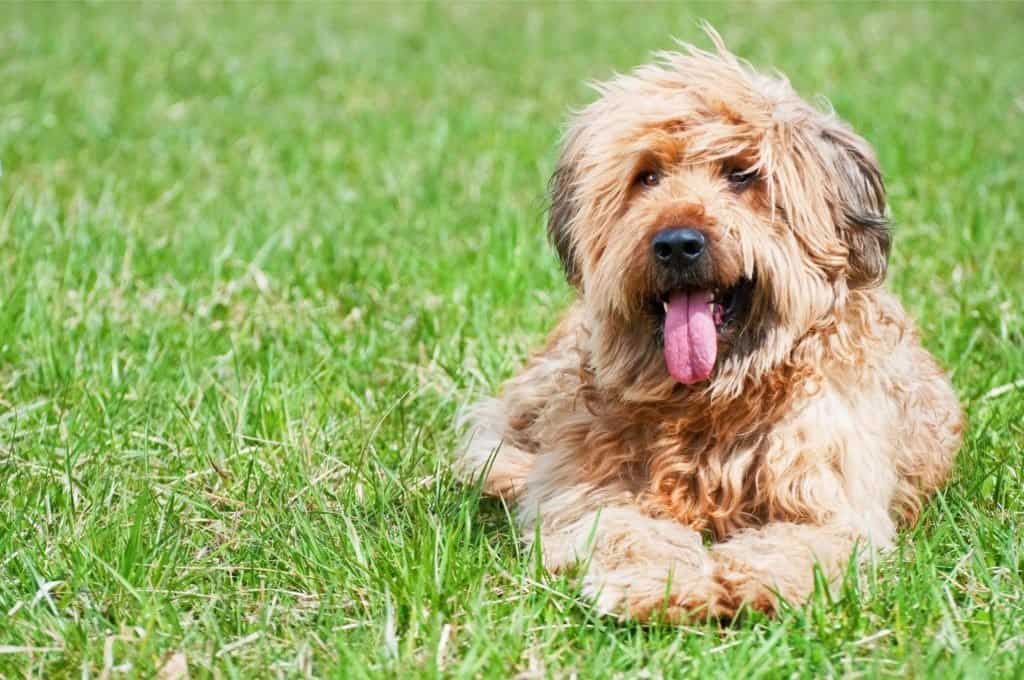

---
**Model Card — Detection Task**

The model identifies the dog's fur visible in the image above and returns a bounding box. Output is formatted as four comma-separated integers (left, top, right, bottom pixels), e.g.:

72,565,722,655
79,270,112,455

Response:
456,29,963,620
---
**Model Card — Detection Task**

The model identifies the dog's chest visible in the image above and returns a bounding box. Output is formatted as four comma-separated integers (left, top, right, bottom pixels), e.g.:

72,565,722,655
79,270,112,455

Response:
641,424,839,537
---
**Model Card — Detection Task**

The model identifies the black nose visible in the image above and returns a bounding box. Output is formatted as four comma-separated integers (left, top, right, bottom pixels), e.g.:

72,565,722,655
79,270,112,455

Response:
652,228,706,268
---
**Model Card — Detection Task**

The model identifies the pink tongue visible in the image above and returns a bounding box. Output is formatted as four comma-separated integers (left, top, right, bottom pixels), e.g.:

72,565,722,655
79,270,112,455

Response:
663,291,717,384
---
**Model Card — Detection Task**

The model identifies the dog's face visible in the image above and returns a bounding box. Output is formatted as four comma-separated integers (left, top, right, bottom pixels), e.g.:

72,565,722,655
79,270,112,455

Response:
549,34,890,399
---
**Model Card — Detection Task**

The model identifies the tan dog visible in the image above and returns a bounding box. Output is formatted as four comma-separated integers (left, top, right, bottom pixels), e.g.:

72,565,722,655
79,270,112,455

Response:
457,28,963,620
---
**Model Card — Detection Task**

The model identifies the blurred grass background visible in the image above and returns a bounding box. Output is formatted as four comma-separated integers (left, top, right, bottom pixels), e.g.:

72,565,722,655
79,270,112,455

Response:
1,3,1022,677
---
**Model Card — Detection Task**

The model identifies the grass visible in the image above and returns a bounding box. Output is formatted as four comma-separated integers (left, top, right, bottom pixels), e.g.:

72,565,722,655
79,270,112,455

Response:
1,3,1022,677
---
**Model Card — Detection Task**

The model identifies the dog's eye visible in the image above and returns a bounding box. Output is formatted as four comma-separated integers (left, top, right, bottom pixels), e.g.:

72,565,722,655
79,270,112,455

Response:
725,166,758,190
637,171,661,188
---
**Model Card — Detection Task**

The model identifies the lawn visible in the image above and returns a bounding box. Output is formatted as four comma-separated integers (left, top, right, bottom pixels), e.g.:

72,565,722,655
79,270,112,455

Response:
1,3,1022,677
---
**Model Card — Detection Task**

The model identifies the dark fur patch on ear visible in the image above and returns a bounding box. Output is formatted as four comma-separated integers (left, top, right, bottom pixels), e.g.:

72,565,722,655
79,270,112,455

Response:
548,163,582,286
825,128,891,288
842,207,891,288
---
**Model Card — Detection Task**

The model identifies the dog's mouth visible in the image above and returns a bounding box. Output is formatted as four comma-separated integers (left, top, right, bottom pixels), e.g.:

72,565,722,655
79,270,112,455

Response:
649,278,753,385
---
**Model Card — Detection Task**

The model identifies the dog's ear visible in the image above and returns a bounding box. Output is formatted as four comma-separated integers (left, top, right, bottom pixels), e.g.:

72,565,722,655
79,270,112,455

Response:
823,127,891,288
548,162,582,287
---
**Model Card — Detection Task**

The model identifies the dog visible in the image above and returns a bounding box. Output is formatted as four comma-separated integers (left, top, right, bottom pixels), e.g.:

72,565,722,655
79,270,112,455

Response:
456,27,963,621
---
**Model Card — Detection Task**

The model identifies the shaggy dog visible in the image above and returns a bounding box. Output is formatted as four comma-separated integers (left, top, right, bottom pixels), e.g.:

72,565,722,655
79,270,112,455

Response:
456,29,963,620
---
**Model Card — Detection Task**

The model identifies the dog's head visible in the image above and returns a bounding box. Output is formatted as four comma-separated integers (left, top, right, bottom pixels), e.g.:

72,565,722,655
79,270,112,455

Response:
549,27,890,400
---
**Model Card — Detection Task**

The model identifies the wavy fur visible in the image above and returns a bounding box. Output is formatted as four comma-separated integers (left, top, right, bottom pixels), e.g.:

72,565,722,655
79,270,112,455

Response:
456,27,963,621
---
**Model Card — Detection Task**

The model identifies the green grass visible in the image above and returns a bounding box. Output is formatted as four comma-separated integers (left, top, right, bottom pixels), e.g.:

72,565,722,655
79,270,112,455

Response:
1,3,1022,677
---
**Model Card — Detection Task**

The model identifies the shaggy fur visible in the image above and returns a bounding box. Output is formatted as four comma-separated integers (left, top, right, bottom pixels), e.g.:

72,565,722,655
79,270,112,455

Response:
456,28,963,621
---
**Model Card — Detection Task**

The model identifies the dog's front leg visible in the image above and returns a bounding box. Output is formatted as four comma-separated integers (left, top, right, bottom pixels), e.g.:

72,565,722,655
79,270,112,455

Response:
710,521,877,616
537,506,725,622
519,462,724,622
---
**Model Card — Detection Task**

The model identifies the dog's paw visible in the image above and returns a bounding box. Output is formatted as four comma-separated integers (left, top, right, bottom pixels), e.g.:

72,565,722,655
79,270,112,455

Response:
711,550,827,617
580,562,727,622
711,560,782,617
